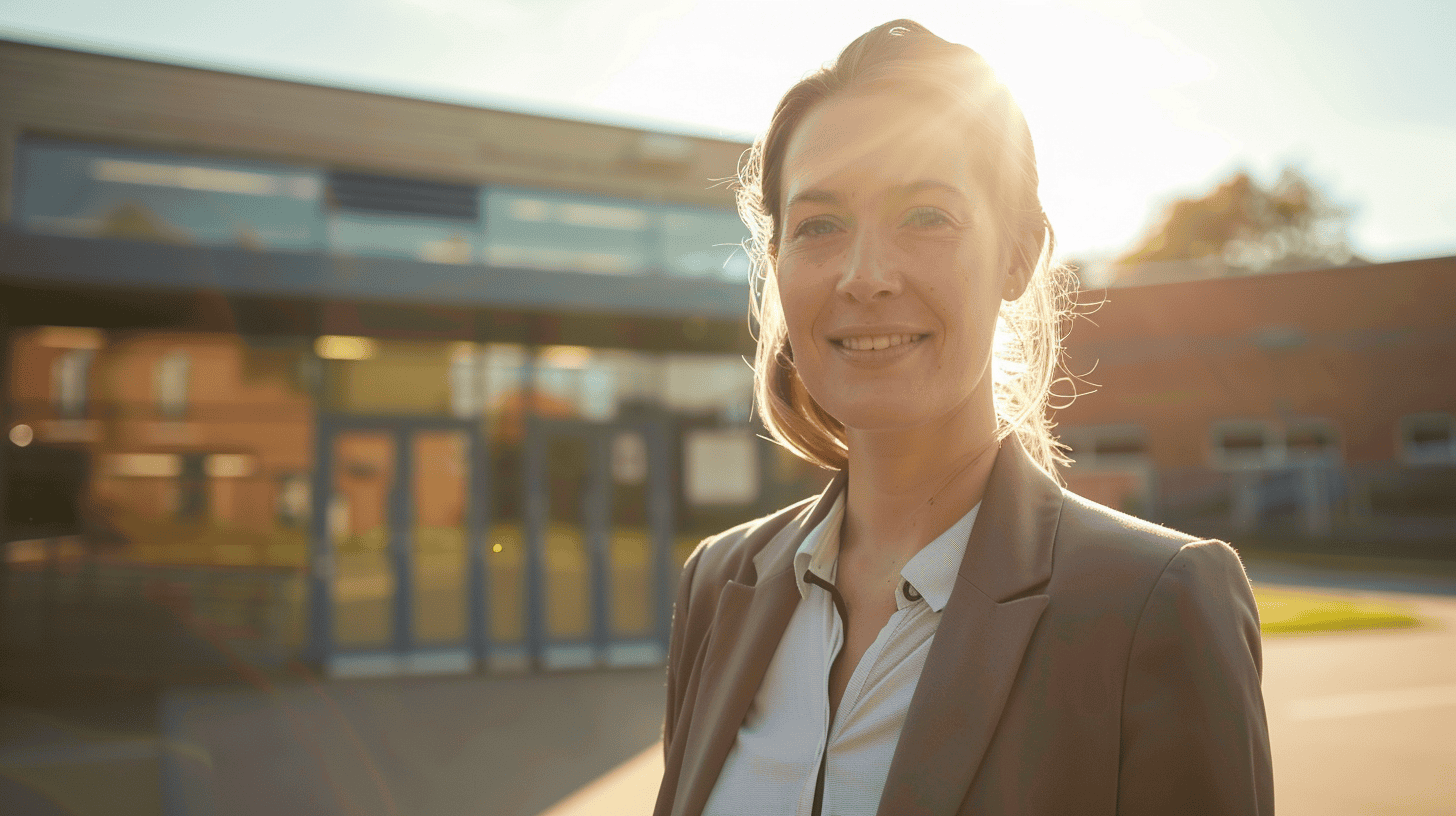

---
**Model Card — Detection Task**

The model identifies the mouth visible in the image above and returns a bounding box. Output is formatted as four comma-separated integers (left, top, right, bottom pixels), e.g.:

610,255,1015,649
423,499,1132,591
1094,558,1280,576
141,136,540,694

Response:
830,333,929,352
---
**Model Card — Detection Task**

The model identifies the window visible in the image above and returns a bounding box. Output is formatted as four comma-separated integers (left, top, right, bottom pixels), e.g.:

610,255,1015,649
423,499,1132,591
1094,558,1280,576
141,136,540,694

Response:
176,453,207,520
484,188,653,275
1401,413,1455,464
448,342,488,418
52,349,94,418
684,429,760,506
325,171,482,263
662,354,754,423
328,213,478,263
1209,419,1343,468
1285,419,1340,462
328,171,478,220
155,350,191,419
17,137,324,250
658,206,751,280
1210,420,1281,469
277,474,311,528
1062,424,1148,467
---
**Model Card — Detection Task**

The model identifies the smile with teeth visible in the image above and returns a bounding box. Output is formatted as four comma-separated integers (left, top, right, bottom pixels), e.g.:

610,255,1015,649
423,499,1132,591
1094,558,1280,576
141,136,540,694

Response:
834,334,927,351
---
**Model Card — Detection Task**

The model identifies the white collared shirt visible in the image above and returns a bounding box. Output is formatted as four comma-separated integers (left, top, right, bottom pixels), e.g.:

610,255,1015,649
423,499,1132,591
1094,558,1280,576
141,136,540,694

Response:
703,494,981,816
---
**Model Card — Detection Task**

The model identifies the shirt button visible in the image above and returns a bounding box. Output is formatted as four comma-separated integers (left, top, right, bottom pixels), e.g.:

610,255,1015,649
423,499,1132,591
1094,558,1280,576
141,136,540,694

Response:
902,580,922,602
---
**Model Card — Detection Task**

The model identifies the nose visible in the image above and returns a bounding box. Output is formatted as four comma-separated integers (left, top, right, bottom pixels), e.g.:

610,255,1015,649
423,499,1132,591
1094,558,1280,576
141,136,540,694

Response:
835,226,903,303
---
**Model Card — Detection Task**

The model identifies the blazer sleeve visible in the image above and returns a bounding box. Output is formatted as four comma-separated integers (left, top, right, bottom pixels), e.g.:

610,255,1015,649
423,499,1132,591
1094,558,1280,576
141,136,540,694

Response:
1117,539,1274,816
663,544,704,760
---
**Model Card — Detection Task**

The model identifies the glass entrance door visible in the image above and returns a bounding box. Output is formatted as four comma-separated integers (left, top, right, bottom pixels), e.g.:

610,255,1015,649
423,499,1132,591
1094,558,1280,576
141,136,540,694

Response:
411,429,470,648
329,430,396,651
524,417,671,668
312,418,483,675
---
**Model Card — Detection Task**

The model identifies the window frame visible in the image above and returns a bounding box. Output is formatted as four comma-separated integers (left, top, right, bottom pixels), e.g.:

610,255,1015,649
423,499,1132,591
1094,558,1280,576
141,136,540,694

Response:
1209,419,1284,470
1399,412,1456,465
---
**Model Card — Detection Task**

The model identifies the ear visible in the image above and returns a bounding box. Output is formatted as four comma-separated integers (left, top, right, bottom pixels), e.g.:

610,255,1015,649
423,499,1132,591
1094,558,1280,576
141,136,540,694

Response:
1001,220,1045,301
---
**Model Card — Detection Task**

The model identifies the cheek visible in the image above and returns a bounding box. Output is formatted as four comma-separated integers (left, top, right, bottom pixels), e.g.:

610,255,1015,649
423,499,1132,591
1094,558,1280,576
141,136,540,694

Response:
775,266,831,354
932,265,1004,362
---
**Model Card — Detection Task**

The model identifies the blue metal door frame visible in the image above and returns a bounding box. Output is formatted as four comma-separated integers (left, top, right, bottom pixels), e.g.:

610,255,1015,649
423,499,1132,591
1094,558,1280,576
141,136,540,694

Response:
522,414,675,669
305,414,489,671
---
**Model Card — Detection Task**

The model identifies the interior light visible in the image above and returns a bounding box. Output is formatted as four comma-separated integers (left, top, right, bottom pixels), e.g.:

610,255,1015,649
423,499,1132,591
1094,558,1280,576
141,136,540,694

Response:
540,345,593,369
315,335,378,360
36,326,104,350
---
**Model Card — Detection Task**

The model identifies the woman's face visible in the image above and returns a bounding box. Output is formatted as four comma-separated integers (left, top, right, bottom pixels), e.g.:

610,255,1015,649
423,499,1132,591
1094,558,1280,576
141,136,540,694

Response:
775,90,1024,436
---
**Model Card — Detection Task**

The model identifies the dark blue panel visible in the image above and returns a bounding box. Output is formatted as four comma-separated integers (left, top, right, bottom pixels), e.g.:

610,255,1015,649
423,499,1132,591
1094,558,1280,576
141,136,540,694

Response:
0,231,750,319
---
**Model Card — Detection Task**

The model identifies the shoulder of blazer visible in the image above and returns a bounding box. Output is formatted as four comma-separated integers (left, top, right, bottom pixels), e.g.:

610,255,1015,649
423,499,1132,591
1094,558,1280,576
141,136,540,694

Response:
1049,487,1239,611
1058,489,1202,558
665,494,818,715
683,494,817,603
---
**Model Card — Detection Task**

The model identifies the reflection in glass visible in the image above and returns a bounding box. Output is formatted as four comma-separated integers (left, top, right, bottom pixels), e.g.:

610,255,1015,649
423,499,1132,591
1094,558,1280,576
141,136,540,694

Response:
16,138,754,283
331,432,395,649
17,139,324,250
659,206,751,280
609,431,653,638
327,211,478,264
544,435,591,639
411,430,469,645
484,345,526,645
484,188,651,275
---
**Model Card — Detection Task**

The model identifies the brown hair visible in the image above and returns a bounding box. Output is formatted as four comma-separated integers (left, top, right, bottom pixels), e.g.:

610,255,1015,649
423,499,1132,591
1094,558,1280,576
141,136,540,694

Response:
738,19,1077,477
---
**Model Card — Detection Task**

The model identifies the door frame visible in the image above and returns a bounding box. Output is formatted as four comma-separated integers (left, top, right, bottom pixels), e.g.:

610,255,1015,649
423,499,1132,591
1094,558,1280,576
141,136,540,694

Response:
305,414,489,674
522,413,675,669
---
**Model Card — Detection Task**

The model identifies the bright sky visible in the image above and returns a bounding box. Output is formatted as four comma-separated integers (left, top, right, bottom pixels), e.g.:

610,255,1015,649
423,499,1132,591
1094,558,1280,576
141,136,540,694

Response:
2,0,1453,263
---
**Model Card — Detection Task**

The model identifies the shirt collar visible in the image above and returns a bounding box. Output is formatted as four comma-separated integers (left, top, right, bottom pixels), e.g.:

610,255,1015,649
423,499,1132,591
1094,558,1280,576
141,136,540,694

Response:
792,492,981,614
900,502,980,612
793,493,845,598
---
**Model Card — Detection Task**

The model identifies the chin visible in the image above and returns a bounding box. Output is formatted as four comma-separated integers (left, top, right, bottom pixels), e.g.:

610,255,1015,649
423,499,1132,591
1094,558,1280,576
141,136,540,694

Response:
820,395,939,434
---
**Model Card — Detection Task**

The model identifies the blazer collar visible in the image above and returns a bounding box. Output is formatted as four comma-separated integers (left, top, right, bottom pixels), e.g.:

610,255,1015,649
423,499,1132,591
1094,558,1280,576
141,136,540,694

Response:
755,435,1058,600
955,432,1061,602
671,470,845,816
876,433,1062,816
750,468,847,583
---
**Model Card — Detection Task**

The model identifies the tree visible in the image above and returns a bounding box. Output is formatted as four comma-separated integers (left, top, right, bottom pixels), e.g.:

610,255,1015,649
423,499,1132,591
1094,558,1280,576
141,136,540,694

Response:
1118,168,1355,272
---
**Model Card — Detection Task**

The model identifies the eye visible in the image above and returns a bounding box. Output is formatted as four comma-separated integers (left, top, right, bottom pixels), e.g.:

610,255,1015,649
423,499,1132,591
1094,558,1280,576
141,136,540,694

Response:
791,217,841,240
902,206,952,228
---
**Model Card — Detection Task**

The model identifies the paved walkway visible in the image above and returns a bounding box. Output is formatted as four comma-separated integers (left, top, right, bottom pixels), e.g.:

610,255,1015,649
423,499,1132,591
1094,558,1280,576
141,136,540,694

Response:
1262,590,1456,815
161,665,667,816
4,555,1454,815
2,665,668,816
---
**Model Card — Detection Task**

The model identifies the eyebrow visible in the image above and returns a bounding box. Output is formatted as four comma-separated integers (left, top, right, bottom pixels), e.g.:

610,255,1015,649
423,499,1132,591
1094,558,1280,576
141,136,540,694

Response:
785,179,968,211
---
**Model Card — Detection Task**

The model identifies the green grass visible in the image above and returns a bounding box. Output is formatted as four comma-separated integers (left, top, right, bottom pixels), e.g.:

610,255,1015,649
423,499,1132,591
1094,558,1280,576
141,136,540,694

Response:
1253,587,1424,635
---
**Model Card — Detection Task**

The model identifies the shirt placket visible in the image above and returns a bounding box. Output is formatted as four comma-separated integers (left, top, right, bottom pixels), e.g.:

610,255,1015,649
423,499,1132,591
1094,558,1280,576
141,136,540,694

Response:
799,570,844,816
802,569,918,816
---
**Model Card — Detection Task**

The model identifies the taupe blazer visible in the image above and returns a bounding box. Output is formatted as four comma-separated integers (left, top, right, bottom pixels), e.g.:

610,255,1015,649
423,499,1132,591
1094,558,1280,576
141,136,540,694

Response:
655,436,1272,816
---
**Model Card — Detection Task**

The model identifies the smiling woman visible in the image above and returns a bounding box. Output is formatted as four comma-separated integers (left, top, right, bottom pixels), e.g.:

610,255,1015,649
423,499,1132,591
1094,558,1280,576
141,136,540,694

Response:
745,34,1074,476
656,19,1272,816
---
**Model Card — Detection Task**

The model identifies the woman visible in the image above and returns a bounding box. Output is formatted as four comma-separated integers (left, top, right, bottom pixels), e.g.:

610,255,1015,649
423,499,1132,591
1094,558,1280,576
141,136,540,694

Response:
656,20,1271,816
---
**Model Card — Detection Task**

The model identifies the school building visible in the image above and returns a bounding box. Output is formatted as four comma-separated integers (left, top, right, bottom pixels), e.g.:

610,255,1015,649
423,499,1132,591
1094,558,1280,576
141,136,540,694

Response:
0,39,828,677
1058,254,1456,560
3,39,1452,682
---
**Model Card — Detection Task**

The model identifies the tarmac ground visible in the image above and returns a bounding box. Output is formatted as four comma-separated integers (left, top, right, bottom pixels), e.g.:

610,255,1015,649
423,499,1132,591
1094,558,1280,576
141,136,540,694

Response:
2,554,1453,815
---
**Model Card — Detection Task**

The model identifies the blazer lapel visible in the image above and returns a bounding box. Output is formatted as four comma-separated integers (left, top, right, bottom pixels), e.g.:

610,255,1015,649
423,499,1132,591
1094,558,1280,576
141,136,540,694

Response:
876,436,1062,816
672,473,847,816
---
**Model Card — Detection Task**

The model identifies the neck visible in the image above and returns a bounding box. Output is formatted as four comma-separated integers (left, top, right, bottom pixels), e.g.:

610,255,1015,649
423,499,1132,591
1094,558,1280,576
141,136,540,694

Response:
840,394,1001,571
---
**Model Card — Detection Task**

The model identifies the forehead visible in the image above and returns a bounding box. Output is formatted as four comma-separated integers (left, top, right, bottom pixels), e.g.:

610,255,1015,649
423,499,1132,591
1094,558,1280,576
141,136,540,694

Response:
781,91,979,204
